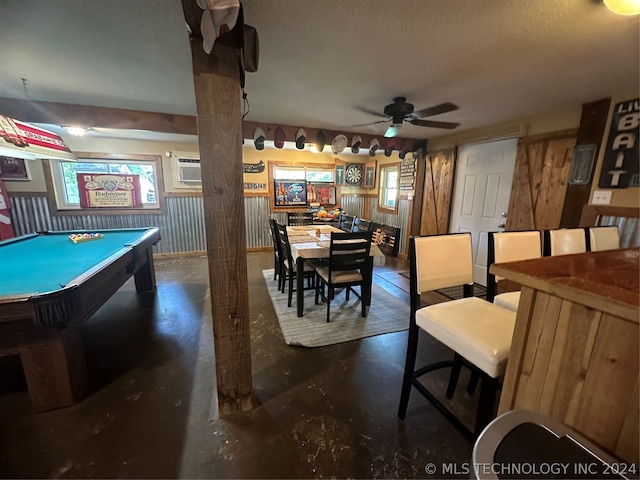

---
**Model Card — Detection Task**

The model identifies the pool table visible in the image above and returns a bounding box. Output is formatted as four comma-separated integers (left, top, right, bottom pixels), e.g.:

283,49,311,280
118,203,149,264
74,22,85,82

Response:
0,227,160,411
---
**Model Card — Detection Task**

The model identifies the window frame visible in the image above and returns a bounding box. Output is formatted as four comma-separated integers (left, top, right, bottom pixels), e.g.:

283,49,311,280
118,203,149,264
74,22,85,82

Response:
377,162,400,214
273,165,335,183
45,152,165,215
269,161,337,210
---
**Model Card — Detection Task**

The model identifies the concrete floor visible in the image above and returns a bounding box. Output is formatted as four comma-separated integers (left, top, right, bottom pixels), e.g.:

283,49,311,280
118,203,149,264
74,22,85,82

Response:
0,251,478,479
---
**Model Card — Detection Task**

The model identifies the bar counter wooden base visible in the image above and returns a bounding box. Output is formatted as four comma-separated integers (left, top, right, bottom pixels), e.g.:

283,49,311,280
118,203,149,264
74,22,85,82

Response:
492,248,639,465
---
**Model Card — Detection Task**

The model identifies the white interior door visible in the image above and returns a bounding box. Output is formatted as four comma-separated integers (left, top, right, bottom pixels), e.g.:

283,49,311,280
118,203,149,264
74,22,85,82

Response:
449,138,517,286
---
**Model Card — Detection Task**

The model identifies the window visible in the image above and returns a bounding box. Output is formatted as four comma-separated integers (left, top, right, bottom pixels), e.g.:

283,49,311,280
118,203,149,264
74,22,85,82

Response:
49,153,161,211
378,164,399,213
273,166,334,183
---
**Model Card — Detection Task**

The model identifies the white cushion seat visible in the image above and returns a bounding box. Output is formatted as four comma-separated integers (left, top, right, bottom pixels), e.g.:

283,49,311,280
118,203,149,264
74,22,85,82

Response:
492,291,521,312
316,266,362,284
284,258,317,272
416,297,516,378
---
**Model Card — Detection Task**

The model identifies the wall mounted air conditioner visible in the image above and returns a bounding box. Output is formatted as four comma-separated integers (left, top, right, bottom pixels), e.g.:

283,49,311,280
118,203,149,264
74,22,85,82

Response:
177,157,201,183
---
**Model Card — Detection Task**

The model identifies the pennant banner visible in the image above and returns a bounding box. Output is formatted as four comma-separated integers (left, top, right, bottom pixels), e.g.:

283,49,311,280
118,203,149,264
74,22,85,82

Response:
0,115,76,161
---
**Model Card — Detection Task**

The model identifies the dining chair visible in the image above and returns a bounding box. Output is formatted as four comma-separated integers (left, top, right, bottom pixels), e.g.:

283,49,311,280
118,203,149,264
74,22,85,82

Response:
398,233,517,439
586,225,620,251
337,213,355,232
314,231,373,322
287,212,314,226
268,218,282,290
543,228,587,256
486,230,542,312
275,221,318,307
351,217,372,233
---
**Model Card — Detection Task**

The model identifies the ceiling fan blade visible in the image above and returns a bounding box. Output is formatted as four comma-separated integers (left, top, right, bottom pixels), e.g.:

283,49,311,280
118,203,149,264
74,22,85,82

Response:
411,102,459,118
410,118,460,129
355,106,388,118
344,119,389,128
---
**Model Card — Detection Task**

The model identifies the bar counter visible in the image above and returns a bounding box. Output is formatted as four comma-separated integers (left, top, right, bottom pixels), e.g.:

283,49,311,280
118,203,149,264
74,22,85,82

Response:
492,248,639,465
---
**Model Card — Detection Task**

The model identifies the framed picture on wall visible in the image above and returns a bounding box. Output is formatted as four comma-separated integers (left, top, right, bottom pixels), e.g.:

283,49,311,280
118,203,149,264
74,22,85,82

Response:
314,184,336,205
0,156,30,181
363,161,376,189
274,180,307,206
335,164,345,186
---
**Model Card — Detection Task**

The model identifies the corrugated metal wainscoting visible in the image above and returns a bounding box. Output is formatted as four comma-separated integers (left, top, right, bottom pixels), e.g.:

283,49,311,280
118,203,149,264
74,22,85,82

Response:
9,195,273,254
8,195,412,255
339,196,366,219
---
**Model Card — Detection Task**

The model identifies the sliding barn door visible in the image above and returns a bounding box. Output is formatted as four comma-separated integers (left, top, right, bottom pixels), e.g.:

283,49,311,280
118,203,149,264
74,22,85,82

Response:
506,132,577,231
419,149,456,235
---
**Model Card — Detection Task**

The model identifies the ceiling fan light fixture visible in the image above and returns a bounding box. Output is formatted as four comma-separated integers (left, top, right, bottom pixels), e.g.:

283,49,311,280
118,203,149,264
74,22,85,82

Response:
603,0,640,15
384,124,401,138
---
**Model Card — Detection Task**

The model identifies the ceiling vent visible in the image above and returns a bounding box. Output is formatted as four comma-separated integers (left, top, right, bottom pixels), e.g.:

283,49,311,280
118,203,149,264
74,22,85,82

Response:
177,157,201,183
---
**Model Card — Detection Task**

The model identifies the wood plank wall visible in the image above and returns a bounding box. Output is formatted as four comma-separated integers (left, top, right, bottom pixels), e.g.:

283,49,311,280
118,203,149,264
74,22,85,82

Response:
500,287,639,464
506,130,578,231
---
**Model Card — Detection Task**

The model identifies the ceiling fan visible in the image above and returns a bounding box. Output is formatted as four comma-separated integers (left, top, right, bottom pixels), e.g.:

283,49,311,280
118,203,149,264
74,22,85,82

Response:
353,97,460,137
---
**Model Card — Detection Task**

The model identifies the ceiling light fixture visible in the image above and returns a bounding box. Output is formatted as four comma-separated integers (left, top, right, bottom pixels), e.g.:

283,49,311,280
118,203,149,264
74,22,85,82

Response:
384,124,402,138
603,0,640,15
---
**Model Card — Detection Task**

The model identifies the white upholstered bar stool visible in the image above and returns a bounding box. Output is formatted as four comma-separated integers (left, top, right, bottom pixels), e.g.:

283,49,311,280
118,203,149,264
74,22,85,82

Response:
486,231,542,313
543,228,587,256
398,233,517,439
586,225,620,251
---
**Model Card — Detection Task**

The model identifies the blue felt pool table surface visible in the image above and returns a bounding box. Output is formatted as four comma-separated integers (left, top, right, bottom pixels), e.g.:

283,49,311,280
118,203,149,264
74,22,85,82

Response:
0,228,155,297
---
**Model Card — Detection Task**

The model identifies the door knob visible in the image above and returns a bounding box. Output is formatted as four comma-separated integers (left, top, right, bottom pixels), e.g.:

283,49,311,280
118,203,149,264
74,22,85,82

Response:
498,223,506,228
501,212,508,218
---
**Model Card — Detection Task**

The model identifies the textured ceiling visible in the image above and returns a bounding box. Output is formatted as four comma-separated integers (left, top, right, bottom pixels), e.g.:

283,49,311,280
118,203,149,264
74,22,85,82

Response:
0,0,639,142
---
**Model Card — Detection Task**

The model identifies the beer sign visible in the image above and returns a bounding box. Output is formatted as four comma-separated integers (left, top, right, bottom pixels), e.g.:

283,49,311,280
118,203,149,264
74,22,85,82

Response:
78,173,142,208
598,98,639,188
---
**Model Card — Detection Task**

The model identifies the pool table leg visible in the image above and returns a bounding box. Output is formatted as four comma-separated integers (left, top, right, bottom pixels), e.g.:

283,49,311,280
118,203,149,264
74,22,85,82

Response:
133,247,156,292
20,326,88,412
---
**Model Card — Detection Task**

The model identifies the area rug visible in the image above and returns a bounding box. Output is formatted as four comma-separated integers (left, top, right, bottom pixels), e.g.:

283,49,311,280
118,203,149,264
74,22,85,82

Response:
262,270,409,347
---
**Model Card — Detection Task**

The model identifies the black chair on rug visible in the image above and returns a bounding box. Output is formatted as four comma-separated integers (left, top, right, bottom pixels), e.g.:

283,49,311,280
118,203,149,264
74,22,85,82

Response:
287,212,314,226
398,232,517,439
337,213,355,232
268,218,283,290
275,221,318,307
351,217,372,233
314,231,373,322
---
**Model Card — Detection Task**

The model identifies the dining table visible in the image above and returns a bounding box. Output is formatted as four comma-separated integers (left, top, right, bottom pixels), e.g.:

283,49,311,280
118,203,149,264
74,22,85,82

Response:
286,225,386,317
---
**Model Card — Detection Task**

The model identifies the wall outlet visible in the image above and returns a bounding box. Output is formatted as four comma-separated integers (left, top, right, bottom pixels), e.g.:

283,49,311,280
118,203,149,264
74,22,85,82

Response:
592,190,612,205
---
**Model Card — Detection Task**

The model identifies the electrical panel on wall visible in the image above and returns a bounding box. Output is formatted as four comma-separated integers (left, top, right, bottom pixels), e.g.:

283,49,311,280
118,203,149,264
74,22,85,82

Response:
177,157,201,183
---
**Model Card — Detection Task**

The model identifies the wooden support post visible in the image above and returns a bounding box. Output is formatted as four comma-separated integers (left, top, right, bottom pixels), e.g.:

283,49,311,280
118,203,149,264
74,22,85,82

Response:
560,98,611,227
189,38,255,415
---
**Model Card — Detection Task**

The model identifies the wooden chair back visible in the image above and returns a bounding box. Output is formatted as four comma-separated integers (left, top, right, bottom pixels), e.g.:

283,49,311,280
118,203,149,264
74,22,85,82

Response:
275,221,294,264
338,213,355,232
352,217,372,233
287,212,314,226
328,231,373,277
